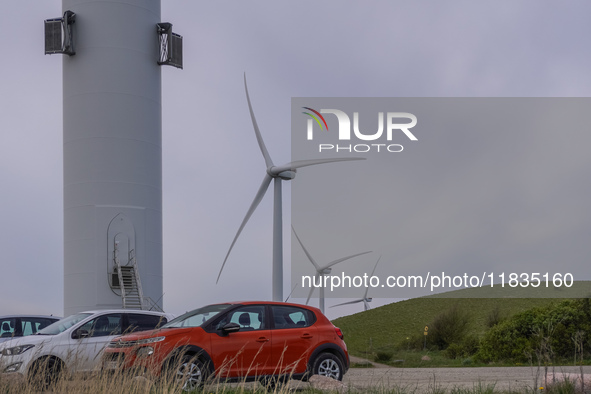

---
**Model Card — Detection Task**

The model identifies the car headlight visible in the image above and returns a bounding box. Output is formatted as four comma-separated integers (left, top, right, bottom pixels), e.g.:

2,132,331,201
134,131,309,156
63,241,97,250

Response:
109,336,166,348
1,345,35,356
136,336,165,345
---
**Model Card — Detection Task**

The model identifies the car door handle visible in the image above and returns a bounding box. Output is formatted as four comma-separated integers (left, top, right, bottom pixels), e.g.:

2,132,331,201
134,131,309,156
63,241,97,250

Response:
301,333,313,339
256,337,270,342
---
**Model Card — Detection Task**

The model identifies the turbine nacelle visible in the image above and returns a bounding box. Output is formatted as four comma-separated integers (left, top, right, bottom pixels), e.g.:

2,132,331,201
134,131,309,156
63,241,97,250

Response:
277,170,296,180
321,267,332,275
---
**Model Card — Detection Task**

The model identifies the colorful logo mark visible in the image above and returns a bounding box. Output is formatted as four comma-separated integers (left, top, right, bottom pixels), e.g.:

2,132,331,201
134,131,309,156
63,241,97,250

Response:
302,107,329,131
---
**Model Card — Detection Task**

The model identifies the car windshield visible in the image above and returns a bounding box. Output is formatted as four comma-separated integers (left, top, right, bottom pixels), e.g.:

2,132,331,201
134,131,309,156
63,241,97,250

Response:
37,313,92,335
163,304,231,328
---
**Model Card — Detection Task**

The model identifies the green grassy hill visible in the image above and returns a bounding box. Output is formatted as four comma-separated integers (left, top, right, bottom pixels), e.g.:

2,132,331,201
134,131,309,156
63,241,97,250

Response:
332,281,591,358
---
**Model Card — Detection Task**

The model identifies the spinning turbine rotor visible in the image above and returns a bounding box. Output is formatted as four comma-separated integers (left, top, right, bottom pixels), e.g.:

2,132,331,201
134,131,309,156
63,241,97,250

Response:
217,74,365,301
331,256,382,311
292,226,371,314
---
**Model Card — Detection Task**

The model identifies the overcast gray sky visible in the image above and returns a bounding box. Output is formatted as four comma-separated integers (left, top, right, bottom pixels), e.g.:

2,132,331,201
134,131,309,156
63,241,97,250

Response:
290,97,591,300
2,1,591,319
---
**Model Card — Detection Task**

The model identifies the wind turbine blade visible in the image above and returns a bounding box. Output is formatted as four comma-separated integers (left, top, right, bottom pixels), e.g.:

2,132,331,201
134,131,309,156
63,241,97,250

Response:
244,73,273,168
292,226,321,271
271,158,365,175
363,300,371,311
362,256,381,298
305,273,320,305
217,174,273,283
369,256,382,277
331,299,363,308
285,283,298,302
321,251,372,271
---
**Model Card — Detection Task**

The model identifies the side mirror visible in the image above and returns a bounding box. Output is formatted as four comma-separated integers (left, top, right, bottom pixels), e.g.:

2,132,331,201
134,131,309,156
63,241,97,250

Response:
220,322,240,335
72,328,89,339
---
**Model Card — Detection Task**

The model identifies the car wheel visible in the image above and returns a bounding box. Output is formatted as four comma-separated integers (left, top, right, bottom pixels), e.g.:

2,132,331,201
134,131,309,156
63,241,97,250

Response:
173,355,207,391
312,353,344,381
29,357,63,389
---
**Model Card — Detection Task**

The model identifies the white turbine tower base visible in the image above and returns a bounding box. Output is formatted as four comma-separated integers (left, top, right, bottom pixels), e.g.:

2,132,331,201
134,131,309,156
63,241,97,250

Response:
217,74,365,302
55,0,173,315
332,256,382,312
292,226,371,314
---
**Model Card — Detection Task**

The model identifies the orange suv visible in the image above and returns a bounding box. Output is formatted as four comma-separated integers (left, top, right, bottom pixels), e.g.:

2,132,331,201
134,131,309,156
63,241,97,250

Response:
102,301,348,390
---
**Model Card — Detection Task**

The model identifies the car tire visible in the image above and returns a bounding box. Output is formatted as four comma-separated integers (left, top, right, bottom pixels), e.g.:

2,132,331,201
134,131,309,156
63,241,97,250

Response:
172,355,207,392
29,357,63,389
311,352,344,381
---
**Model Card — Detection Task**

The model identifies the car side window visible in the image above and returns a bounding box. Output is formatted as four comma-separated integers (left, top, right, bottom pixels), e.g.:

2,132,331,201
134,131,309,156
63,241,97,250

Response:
216,306,265,332
79,314,122,337
21,318,56,336
0,318,16,338
125,314,167,334
21,321,34,336
271,306,315,329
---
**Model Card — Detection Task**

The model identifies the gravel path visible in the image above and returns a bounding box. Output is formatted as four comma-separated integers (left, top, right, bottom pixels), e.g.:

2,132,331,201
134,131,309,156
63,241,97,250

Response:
341,362,591,392
32,365,591,393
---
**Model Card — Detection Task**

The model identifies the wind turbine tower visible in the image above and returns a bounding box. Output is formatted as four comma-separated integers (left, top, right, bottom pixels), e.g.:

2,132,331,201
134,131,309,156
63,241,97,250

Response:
45,0,182,315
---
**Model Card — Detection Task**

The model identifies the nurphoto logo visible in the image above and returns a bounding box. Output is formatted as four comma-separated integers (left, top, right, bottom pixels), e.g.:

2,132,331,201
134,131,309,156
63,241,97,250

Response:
302,107,418,153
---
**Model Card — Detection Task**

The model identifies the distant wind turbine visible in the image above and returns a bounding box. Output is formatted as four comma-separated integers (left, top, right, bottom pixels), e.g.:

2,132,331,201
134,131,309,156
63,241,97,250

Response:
331,256,382,312
292,226,371,314
217,74,365,301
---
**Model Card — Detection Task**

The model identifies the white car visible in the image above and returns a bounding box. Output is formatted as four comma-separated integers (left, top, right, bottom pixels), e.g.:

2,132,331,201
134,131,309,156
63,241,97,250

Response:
0,309,173,384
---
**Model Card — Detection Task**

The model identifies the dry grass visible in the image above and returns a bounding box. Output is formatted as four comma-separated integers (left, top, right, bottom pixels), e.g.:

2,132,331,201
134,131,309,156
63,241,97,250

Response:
0,341,318,394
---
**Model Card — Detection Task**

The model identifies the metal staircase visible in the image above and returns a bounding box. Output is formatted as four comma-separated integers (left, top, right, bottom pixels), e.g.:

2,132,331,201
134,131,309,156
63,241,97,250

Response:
114,246,145,310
